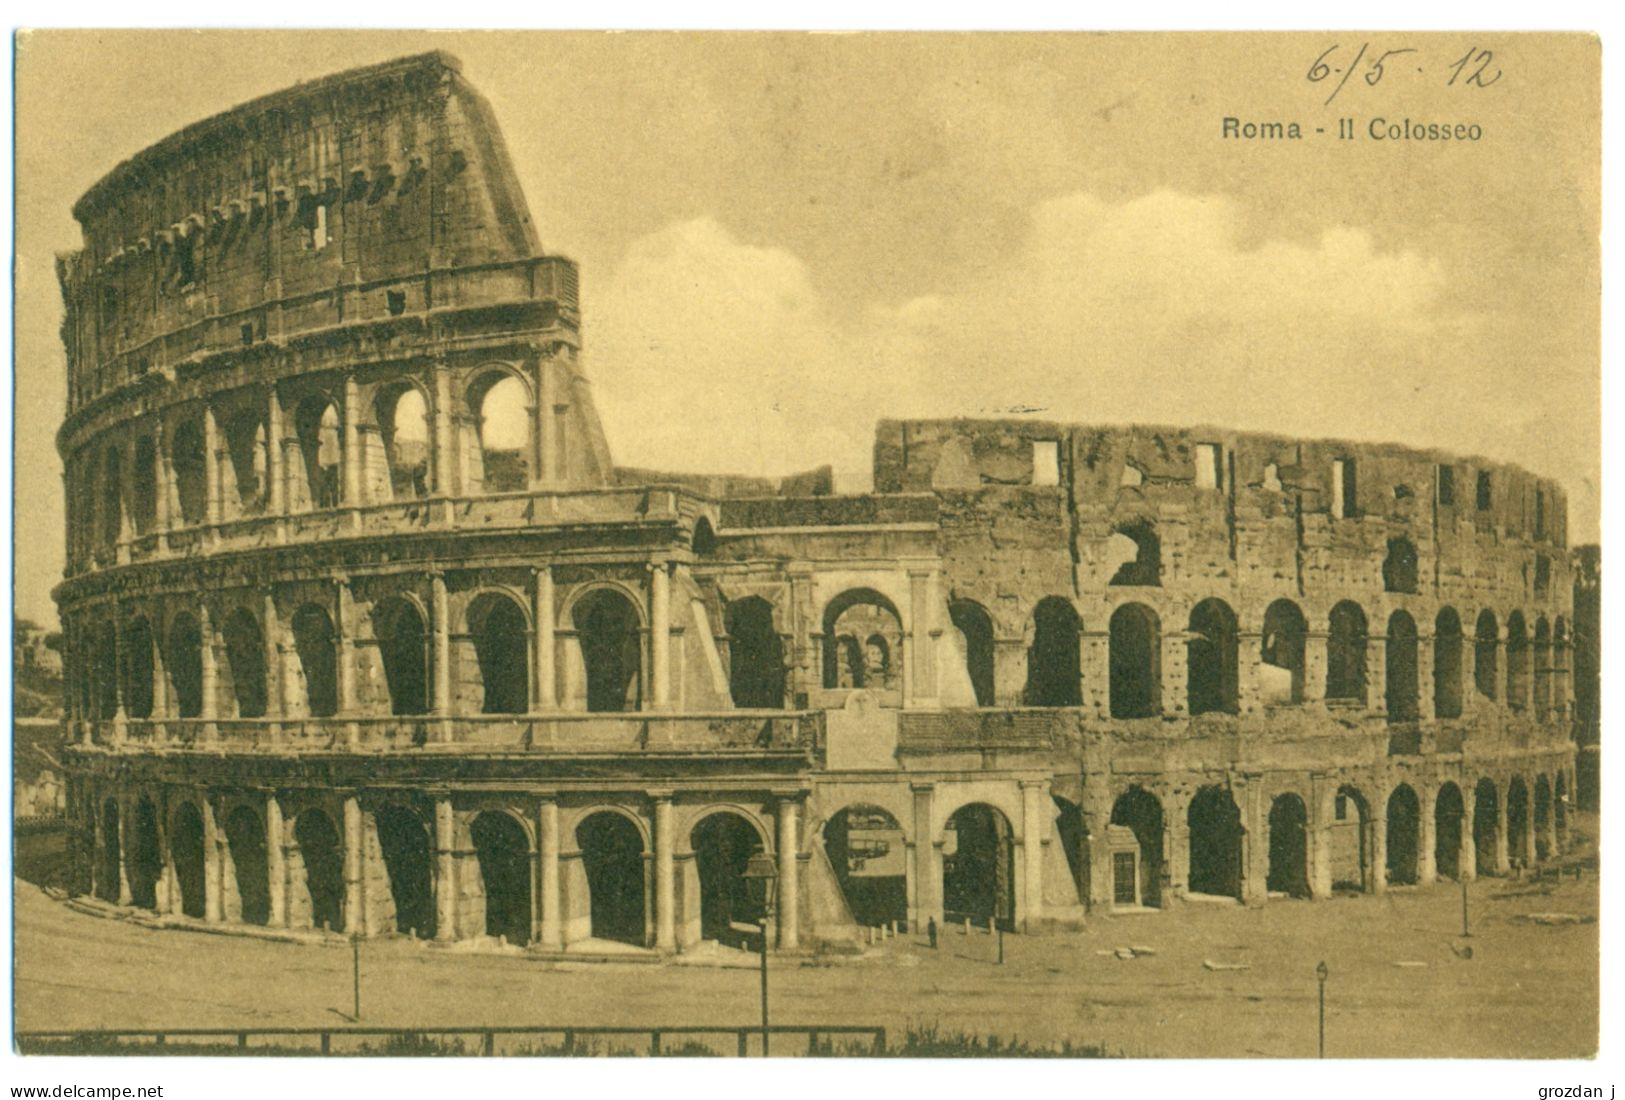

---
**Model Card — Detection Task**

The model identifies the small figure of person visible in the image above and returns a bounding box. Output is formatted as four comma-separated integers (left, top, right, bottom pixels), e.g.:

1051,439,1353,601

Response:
927,916,938,949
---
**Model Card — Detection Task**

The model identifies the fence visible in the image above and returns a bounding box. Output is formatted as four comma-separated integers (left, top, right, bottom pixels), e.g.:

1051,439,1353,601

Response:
16,1024,887,1058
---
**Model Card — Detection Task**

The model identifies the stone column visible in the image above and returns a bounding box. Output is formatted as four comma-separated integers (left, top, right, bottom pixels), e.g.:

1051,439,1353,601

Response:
1493,782,1511,874
1020,780,1046,930
1239,778,1267,905
1308,775,1333,899
434,796,457,942
341,375,362,511
116,791,134,905
335,578,355,719
1540,792,1558,862
532,567,556,711
266,793,287,927
1370,792,1388,894
1166,794,1190,900
1304,630,1329,703
432,364,454,497
202,795,223,922
537,799,562,949
432,573,451,731
1520,784,1538,867
653,792,676,951
153,419,172,538
1460,788,1477,882
203,406,222,530
343,795,364,934
776,797,800,950
262,591,282,720
1238,629,1265,715
910,783,939,929
1416,780,1437,886
907,570,937,705
539,356,561,485
199,604,217,727
267,388,285,519
649,562,671,710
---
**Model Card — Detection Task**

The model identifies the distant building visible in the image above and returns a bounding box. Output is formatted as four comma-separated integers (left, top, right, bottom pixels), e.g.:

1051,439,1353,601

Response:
1571,545,1599,810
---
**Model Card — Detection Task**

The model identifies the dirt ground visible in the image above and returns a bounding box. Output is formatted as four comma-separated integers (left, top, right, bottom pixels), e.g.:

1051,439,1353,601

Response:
13,855,1597,1060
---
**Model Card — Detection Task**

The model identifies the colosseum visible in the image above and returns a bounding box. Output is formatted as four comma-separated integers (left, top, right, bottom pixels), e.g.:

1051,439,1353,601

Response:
54,51,1578,954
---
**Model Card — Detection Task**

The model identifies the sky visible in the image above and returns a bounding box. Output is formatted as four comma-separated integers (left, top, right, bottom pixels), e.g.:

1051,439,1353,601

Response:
13,30,1601,628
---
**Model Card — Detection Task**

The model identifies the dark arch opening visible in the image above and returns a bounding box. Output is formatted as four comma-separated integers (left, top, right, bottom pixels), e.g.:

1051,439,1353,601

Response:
222,609,267,718
223,411,269,516
1474,610,1500,699
726,597,785,708
166,615,204,718
948,599,996,707
692,812,765,945
1533,775,1552,862
1435,782,1465,880
1382,537,1419,593
171,802,206,918
101,447,124,547
1187,598,1239,716
1025,597,1081,707
375,599,429,716
1473,779,1500,875
1053,796,1088,904
821,589,903,696
295,810,344,932
471,811,531,945
574,588,643,713
291,605,338,717
1555,771,1569,851
943,803,1015,930
1385,784,1421,886
1110,603,1161,718
1385,611,1419,721
1261,599,1308,704
1507,777,1530,868
132,435,158,534
823,805,907,927
122,619,155,720
1267,793,1310,898
1534,618,1552,720
1188,786,1243,899
1329,786,1371,892
97,799,121,902
375,805,435,939
470,593,529,715
130,797,162,910
1108,520,1162,586
295,397,343,509
1110,787,1164,908
691,517,718,555
1434,608,1464,719
1326,601,1368,702
577,812,647,945
1506,613,1530,711
171,419,208,526
93,624,118,720
225,806,270,926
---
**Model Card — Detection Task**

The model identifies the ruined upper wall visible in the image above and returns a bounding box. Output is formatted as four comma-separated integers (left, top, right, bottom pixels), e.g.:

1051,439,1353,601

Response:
57,52,560,413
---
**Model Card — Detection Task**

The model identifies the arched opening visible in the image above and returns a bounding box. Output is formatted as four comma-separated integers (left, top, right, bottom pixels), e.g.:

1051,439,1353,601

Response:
1554,619,1570,714
1473,779,1500,875
101,447,124,547
376,384,430,500
823,805,907,927
1385,611,1419,720
223,411,269,516
948,599,996,706
469,592,529,715
691,517,718,556
374,599,429,716
943,803,1015,930
821,589,903,698
1435,782,1465,880
1110,787,1164,908
1534,618,1552,719
1187,786,1243,900
1109,603,1161,718
1434,608,1464,718
93,623,118,720
1385,784,1421,886
222,609,267,718
294,810,344,932
1329,786,1371,891
577,812,647,945
1261,599,1308,704
1326,601,1368,702
1555,772,1569,851
1107,521,1161,586
166,614,204,718
1506,612,1530,710
1533,775,1552,862
295,397,343,510
130,797,163,910
122,618,154,719
132,436,158,534
1024,597,1081,706
171,802,206,918
1507,778,1530,868
1382,537,1419,593
692,812,765,944
97,799,120,902
1474,610,1500,699
468,372,531,493
375,805,435,939
224,806,270,926
1187,598,1238,715
726,597,785,708
291,605,338,717
1267,793,1310,898
573,588,643,713
471,811,531,945
171,419,208,526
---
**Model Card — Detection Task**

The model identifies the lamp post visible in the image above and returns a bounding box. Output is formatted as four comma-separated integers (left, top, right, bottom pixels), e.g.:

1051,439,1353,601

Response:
1315,961,1328,1058
742,851,779,1057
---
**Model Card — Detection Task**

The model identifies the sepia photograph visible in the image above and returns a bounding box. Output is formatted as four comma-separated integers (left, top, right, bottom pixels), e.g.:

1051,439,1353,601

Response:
7,24,1605,1085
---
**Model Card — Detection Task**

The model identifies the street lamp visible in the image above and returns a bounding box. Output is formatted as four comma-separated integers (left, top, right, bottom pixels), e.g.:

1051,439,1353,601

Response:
742,852,779,1057
1315,961,1329,1058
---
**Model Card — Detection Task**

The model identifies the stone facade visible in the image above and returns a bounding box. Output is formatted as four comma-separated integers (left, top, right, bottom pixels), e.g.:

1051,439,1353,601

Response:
56,52,1578,953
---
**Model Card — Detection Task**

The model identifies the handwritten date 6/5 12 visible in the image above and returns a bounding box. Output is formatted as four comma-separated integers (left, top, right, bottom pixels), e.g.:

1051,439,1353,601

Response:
1307,44,1502,106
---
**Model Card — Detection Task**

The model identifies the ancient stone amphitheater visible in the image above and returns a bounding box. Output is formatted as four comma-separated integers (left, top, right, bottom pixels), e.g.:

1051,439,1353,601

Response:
55,52,1576,953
